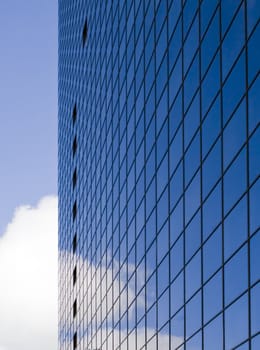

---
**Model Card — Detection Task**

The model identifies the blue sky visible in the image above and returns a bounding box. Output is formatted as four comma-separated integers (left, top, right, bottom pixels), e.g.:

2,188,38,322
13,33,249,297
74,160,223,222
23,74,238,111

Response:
0,2,58,349
0,0,57,235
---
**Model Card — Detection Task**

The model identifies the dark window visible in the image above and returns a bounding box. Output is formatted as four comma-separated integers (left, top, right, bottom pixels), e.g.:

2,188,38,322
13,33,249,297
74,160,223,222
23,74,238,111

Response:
73,233,77,253
82,20,88,46
73,299,77,318
72,104,77,124
73,266,77,285
73,332,77,349
73,168,77,188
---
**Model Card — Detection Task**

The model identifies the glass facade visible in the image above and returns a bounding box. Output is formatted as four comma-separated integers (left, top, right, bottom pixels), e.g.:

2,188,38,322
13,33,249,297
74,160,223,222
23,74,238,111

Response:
58,1,259,349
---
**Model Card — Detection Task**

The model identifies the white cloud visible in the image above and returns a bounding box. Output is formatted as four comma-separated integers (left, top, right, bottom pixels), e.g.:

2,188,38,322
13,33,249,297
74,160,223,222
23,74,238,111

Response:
0,196,58,350
60,327,183,350
59,252,183,350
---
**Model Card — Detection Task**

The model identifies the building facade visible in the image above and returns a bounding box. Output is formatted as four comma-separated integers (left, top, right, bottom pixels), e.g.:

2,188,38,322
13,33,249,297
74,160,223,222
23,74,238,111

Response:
58,1,260,349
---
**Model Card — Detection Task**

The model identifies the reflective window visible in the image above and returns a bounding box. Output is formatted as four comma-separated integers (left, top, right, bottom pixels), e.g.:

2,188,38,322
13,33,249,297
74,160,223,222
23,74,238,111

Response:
169,19,182,72
221,0,242,34
185,211,201,262
184,132,200,186
170,235,183,281
222,6,245,79
171,307,184,342
223,100,246,168
202,52,220,115
249,179,260,234
249,128,260,184
224,148,246,214
170,162,183,209
169,55,182,106
184,93,200,149
225,246,248,305
157,222,169,264
202,139,221,198
248,25,260,84
202,96,221,157
248,77,260,134
184,55,199,111
185,291,202,338
185,172,200,223
184,15,199,73
169,90,182,141
252,334,260,350
250,231,260,284
200,0,218,34
204,315,223,350
201,9,219,76
251,283,260,336
204,271,222,323
247,0,260,34
185,251,201,299
186,331,202,350
224,196,247,260
203,227,222,281
225,294,249,349
170,198,183,246
203,183,222,240
170,272,184,316
223,53,246,123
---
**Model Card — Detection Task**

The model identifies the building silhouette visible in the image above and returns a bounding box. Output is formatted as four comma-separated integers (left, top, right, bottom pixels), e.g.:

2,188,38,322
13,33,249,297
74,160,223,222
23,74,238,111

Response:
58,1,260,349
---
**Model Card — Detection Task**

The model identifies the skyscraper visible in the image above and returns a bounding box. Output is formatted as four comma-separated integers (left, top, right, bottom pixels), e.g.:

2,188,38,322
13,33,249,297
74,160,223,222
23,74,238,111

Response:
58,1,260,349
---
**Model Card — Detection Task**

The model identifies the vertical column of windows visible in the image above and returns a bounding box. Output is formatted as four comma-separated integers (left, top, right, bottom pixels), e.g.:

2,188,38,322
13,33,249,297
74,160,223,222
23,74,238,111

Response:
72,103,77,349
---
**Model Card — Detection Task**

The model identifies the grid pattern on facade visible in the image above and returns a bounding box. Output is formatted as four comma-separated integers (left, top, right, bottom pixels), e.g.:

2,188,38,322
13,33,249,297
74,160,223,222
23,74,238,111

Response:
58,0,260,349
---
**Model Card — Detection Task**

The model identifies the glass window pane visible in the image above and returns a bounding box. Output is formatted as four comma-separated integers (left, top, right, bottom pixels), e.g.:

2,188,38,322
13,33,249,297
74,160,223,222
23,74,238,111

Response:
225,294,249,350
170,162,183,209
170,199,183,246
202,96,221,157
203,271,222,323
247,0,260,34
184,55,199,112
249,127,260,185
204,315,223,350
222,6,245,79
201,10,219,76
250,231,260,285
184,15,199,73
203,184,222,240
221,0,242,34
185,251,201,299
185,291,202,339
223,100,246,169
224,246,248,305
251,283,260,336
202,139,221,198
170,272,184,316
185,211,201,262
184,93,200,149
224,148,247,214
185,172,200,223
252,333,260,350
202,52,220,115
171,307,184,344
224,196,247,260
223,53,246,123
203,227,222,281
248,25,260,84
170,235,183,281
250,179,260,234
186,331,202,350
185,132,200,186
